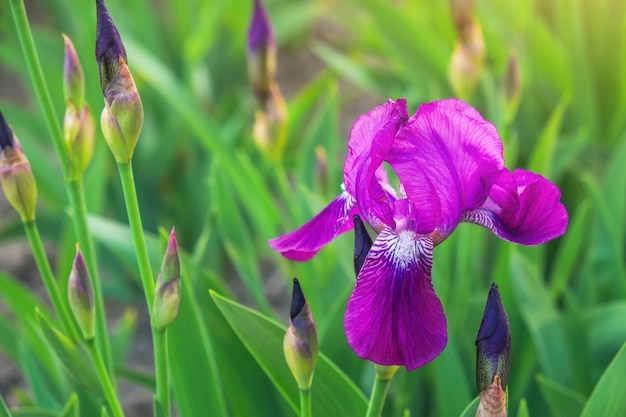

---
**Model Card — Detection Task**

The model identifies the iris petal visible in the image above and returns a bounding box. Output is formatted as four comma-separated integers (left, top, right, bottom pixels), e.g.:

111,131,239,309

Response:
344,228,447,370
462,169,568,244
269,192,358,261
344,99,408,196
387,99,504,239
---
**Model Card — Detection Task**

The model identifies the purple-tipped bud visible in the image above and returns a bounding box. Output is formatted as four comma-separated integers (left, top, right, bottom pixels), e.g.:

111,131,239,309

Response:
96,0,127,92
476,283,511,393
64,105,95,180
62,35,85,110
247,0,277,106
96,0,143,164
0,112,37,222
284,278,319,391
152,228,181,331
68,246,95,340
353,215,373,276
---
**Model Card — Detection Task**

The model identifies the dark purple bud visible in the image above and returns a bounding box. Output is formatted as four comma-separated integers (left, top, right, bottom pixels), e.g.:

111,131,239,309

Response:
290,277,306,321
0,110,15,150
476,283,511,393
96,0,127,91
353,215,373,277
247,0,275,54
284,278,318,390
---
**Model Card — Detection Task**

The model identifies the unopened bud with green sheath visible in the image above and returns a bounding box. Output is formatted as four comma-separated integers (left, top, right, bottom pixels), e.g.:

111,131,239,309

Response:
68,246,95,340
96,0,143,164
284,278,319,391
475,283,511,417
0,112,37,223
63,35,95,180
152,228,181,331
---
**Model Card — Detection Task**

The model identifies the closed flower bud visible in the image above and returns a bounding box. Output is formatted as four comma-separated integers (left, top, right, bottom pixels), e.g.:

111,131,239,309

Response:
476,375,507,417
96,0,143,164
499,52,522,124
62,34,85,110
68,246,95,340
0,112,37,222
448,0,485,100
284,278,319,391
247,0,276,106
252,82,287,160
475,283,510,417
353,215,373,276
62,35,94,179
152,228,181,331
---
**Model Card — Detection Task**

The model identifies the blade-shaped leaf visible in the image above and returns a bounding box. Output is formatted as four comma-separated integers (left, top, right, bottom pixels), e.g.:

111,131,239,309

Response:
59,394,78,417
581,343,626,417
536,374,586,417
210,290,367,417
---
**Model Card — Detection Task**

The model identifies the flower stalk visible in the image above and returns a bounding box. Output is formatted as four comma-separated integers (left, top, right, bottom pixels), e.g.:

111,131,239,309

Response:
365,365,399,417
8,0,113,372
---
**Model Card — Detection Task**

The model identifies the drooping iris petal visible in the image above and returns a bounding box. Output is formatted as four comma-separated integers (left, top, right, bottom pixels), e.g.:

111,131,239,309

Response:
269,192,358,261
344,228,447,370
387,98,504,240
462,169,568,245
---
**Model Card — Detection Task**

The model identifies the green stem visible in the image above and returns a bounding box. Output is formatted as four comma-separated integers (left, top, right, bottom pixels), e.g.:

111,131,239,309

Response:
154,329,170,417
9,0,113,373
365,375,393,417
299,389,312,417
68,179,114,375
23,220,80,341
116,162,155,306
117,162,170,416
8,0,69,171
87,339,125,417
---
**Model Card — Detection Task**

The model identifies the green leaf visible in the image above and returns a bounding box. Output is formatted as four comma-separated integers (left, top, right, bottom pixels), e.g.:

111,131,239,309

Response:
168,264,228,417
34,310,100,393
153,397,166,417
433,343,472,417
0,395,13,417
510,250,573,385
581,343,626,416
58,394,78,417
210,290,368,417
584,301,626,363
11,410,57,417
527,95,569,177
515,399,529,417
536,374,586,417
457,396,478,417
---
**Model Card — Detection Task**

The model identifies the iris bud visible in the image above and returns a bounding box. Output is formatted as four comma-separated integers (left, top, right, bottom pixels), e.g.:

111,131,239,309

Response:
96,0,143,164
68,246,95,340
500,52,522,124
448,0,485,100
0,112,37,223
475,283,511,417
284,278,319,391
152,228,181,331
247,0,276,106
353,215,373,276
63,34,85,110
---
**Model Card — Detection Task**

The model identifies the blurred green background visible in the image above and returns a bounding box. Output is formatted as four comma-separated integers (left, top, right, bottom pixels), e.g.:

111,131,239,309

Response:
0,0,625,416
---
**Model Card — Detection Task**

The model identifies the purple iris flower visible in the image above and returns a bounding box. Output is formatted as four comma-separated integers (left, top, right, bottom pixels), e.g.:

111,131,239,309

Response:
269,98,568,370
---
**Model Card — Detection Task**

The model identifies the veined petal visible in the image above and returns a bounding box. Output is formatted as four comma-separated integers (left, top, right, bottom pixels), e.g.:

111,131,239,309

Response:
387,99,504,239
343,99,408,195
462,169,568,245
269,192,357,261
344,228,447,370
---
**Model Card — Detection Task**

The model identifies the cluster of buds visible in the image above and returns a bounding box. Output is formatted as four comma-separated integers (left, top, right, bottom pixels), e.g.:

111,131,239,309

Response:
152,228,181,331
96,0,144,164
247,0,287,160
284,278,319,391
448,0,486,100
0,112,37,223
68,245,95,340
475,283,511,417
62,35,95,180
